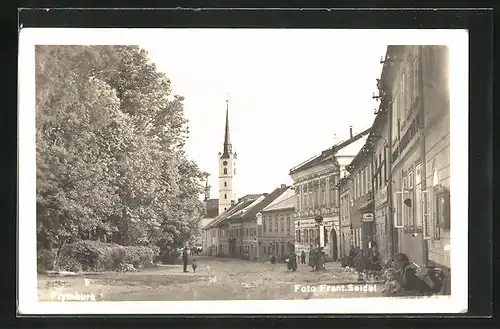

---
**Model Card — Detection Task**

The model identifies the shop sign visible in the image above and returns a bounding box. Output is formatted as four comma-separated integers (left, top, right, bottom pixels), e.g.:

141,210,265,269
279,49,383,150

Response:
362,213,374,222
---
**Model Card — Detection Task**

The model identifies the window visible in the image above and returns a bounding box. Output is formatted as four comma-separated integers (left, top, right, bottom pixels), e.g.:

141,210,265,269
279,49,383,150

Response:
296,230,301,242
357,174,361,198
224,182,227,187
400,72,407,122
367,164,372,192
304,230,309,243
310,229,316,245
223,167,227,175
263,217,267,232
363,167,368,195
245,228,248,236
434,193,449,239
269,218,273,232
308,187,312,209
275,216,279,231
286,216,291,232
392,91,399,141
354,175,357,199
296,194,300,211
224,194,227,199
234,168,236,175
383,146,388,182
321,184,326,207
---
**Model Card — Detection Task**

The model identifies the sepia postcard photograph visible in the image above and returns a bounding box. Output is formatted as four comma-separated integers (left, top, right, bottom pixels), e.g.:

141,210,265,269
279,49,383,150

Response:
18,28,468,314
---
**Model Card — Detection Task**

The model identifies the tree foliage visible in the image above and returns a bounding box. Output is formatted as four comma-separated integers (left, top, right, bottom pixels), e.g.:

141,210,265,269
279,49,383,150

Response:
36,45,206,261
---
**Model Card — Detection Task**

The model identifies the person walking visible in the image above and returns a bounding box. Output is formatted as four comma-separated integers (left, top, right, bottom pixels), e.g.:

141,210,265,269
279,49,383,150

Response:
182,247,189,273
300,250,306,265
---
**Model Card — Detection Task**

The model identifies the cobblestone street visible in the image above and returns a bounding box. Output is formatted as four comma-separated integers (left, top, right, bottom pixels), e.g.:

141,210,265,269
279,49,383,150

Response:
38,257,383,301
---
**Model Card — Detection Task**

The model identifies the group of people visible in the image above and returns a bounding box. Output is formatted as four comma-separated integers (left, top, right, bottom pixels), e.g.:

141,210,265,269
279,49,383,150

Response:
381,253,445,296
342,244,383,280
181,247,198,273
307,246,326,271
282,245,327,272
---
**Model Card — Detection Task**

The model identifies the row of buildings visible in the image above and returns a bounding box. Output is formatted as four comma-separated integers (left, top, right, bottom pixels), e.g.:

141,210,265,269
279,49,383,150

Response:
200,45,450,284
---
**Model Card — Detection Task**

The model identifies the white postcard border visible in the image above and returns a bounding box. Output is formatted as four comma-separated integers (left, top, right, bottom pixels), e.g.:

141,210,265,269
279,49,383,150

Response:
18,28,468,315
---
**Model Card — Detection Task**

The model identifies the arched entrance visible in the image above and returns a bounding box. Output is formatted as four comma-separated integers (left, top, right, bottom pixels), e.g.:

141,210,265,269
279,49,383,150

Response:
330,228,338,262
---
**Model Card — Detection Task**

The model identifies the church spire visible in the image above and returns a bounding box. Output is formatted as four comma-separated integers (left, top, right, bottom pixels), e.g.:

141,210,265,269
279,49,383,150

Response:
221,98,232,158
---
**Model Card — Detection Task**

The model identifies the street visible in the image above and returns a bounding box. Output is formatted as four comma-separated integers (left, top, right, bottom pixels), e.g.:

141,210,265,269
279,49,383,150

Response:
38,257,383,301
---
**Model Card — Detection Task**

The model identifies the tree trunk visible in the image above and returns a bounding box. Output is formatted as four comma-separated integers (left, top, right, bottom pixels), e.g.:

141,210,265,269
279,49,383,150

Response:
53,238,68,271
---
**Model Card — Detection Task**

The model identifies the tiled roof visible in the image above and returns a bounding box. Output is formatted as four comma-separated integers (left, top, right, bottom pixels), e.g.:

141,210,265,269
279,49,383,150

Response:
230,186,290,222
261,187,295,212
205,197,259,228
227,195,266,220
199,217,215,229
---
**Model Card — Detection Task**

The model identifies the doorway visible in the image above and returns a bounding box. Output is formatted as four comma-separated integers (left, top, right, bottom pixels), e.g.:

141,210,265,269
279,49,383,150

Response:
330,228,338,261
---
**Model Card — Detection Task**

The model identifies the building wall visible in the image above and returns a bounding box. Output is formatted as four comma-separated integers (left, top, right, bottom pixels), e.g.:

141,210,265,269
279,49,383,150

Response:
260,208,295,260
422,45,451,269
348,155,374,252
218,225,229,256
339,181,352,256
371,110,390,260
290,157,341,261
384,45,450,269
293,216,339,261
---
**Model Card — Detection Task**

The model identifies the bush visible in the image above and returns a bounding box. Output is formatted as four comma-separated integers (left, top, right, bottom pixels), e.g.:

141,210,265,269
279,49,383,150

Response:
37,248,55,272
57,240,157,272
123,246,155,269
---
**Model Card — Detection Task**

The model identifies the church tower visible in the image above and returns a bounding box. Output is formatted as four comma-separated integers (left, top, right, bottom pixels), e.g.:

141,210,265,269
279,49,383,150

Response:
218,99,237,214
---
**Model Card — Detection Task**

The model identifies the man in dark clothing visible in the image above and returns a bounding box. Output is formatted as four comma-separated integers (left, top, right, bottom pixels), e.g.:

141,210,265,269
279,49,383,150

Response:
300,250,306,265
393,253,430,296
182,247,189,273
368,247,382,279
287,251,297,271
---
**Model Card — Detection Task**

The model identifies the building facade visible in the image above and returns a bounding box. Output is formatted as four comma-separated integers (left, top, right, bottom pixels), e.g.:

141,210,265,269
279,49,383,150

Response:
204,196,258,256
366,83,392,260
338,175,352,255
377,45,450,278
346,146,374,252
227,186,290,260
259,186,295,261
289,153,341,261
421,46,451,272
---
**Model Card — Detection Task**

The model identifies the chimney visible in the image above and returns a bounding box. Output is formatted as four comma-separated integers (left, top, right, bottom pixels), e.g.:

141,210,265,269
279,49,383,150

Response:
349,126,353,139
281,184,287,189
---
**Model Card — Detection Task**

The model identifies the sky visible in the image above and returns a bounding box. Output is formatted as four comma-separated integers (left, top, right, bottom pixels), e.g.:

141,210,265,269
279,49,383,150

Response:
139,29,388,198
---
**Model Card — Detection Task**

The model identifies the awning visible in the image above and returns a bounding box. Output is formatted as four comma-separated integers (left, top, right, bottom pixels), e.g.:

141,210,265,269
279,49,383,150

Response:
359,200,374,212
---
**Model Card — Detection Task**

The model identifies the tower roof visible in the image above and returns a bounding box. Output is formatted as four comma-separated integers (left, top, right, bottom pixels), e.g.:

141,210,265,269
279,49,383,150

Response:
220,99,232,159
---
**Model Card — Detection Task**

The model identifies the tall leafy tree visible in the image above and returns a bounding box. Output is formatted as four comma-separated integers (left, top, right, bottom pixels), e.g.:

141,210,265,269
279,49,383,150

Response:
36,45,207,260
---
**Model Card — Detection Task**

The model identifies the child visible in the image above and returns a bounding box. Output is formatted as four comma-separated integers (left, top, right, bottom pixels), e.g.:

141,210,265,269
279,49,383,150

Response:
191,259,198,273
382,268,401,297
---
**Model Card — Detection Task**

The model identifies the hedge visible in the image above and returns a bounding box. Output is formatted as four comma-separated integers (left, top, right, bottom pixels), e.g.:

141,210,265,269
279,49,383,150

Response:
38,240,157,272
